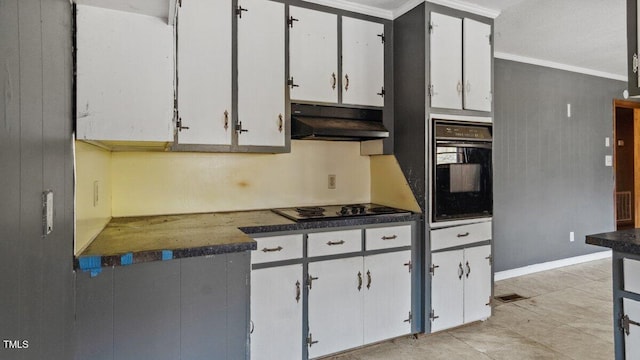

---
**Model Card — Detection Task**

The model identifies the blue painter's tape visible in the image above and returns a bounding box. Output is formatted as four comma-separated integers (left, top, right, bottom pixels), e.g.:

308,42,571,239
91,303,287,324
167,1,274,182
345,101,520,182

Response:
79,256,102,277
121,253,133,266
162,250,173,261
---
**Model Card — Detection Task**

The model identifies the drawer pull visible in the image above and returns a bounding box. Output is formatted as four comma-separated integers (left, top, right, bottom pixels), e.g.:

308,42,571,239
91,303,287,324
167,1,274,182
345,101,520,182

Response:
458,262,464,280
457,232,470,238
357,271,363,291
326,240,345,246
465,261,471,278
366,270,372,289
381,235,398,240
261,246,283,253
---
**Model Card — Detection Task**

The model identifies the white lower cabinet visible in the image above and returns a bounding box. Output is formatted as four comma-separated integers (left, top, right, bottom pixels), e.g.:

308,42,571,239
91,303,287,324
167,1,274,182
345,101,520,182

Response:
307,251,412,358
430,244,491,332
250,264,303,360
623,298,640,359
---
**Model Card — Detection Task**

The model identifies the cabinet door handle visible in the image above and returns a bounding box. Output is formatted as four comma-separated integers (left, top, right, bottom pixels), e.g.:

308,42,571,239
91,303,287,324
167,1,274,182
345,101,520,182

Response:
366,270,372,289
344,74,350,91
326,240,345,246
458,262,464,280
261,246,283,253
357,271,362,291
250,320,254,334
224,110,229,131
331,72,337,90
465,261,471,278
381,235,397,240
278,114,283,133
307,274,319,290
295,280,301,303
457,232,470,238
457,80,463,95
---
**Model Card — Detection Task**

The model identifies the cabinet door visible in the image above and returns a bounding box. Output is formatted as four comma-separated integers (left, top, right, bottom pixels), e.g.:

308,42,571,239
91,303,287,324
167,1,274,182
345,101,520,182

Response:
76,5,174,142
342,17,384,107
237,0,285,147
251,265,303,360
463,245,492,323
177,0,232,145
308,258,363,358
289,6,338,104
624,298,640,359
463,18,492,112
430,249,464,332
429,12,462,110
363,251,412,344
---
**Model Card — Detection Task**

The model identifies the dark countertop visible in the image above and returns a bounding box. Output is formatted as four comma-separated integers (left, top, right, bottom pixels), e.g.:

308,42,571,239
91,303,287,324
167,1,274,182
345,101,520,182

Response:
75,210,421,271
586,228,640,254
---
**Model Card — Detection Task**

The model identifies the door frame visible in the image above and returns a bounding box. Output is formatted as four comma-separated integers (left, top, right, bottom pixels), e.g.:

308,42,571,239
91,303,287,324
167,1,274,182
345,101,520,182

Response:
613,99,640,228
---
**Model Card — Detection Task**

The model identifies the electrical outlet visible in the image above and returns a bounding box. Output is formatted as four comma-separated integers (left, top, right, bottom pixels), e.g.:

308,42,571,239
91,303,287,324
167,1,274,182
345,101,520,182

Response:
328,174,336,189
93,181,99,207
570,231,575,242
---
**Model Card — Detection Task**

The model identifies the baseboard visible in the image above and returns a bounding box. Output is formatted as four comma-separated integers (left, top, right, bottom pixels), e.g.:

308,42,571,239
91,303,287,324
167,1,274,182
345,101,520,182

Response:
494,250,612,281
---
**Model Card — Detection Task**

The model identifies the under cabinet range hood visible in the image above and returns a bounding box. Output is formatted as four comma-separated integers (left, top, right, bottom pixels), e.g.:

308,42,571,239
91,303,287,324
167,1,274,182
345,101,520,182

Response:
291,103,388,141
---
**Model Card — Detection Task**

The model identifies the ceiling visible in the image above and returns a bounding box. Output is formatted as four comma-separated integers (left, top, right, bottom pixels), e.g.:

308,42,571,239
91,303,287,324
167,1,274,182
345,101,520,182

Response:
340,0,628,79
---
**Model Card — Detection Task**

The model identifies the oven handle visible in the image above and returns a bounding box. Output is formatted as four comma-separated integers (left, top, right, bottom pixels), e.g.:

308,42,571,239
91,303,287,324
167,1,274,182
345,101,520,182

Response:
436,141,492,149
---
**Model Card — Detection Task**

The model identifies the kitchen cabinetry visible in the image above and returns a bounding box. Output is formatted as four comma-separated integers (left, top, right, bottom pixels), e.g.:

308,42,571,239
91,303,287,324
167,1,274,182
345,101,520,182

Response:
341,17,385,107
429,12,492,112
75,253,250,360
176,0,232,146
289,6,338,104
237,0,285,147
623,298,640,359
289,8,385,107
627,0,640,96
75,5,175,143
430,244,491,332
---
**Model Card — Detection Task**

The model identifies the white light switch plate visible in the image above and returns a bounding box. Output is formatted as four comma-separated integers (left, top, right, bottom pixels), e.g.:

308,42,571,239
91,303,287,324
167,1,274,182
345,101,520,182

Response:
605,137,610,147
605,155,613,167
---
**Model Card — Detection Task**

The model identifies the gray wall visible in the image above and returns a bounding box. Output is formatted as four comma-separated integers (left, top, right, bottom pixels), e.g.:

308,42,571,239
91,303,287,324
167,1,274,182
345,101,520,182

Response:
493,59,625,272
0,0,74,359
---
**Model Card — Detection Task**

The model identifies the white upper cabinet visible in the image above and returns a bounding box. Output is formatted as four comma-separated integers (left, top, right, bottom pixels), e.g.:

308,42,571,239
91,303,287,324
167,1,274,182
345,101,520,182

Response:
177,0,232,145
429,12,463,110
429,12,492,112
342,17,385,107
463,18,492,112
76,5,174,142
289,6,338,104
237,0,285,147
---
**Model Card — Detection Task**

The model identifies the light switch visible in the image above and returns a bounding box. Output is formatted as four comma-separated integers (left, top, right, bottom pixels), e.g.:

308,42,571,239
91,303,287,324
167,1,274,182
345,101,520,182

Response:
605,137,610,147
567,103,571,118
605,155,613,167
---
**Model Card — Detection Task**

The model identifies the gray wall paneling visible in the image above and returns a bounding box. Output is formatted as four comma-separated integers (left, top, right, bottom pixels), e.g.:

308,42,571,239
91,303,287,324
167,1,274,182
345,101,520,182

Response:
493,59,625,271
0,0,74,359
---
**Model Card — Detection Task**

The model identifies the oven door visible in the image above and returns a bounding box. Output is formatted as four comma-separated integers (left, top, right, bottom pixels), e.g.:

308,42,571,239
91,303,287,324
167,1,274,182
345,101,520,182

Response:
433,141,492,222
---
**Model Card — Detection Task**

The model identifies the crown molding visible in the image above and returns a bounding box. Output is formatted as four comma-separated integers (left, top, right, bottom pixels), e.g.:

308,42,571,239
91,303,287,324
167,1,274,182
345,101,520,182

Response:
495,52,627,82
426,0,500,18
303,0,394,19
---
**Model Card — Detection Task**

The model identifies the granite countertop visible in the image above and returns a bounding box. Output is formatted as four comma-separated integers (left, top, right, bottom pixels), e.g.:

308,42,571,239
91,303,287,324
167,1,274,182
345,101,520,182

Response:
75,209,421,272
586,228,640,254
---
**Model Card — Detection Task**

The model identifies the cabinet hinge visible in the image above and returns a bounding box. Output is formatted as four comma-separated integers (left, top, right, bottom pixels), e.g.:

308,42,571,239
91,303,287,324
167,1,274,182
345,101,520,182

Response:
235,5,248,18
178,0,182,7
488,33,492,45
306,333,319,347
377,33,385,44
428,23,434,34
621,314,640,335
485,254,493,266
235,121,248,135
404,260,412,273
428,84,434,97
288,16,299,28
429,263,439,275
429,309,439,321
486,296,492,306
177,117,189,132
377,86,385,98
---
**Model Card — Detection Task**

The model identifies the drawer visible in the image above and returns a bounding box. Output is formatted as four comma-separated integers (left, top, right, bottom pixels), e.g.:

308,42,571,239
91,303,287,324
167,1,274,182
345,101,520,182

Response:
307,229,361,257
431,221,491,251
252,234,303,264
624,258,640,294
366,225,412,250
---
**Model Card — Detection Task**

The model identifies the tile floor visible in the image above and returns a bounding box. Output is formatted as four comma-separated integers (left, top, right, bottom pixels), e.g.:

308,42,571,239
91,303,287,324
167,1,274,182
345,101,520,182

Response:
332,258,614,360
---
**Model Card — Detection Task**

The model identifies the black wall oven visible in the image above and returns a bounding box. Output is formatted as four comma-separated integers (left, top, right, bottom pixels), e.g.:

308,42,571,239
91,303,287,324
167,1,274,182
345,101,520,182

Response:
433,121,492,222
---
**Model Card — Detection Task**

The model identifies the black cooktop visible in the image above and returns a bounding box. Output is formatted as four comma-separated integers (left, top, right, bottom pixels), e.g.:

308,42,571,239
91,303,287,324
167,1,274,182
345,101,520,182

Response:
271,203,411,222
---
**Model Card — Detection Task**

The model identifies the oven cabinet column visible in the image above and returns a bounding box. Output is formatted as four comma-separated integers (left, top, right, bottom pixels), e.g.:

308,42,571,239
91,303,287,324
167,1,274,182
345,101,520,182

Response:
626,0,640,96
237,0,286,147
428,12,492,112
176,0,232,146
249,234,304,360
75,5,175,143
341,17,385,107
428,222,492,332
289,6,338,104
